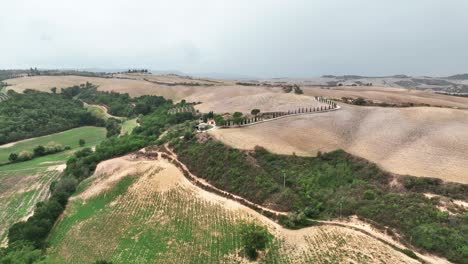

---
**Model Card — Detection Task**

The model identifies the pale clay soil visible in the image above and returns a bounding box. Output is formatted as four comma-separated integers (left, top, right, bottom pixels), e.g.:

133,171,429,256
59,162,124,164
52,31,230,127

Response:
72,151,449,264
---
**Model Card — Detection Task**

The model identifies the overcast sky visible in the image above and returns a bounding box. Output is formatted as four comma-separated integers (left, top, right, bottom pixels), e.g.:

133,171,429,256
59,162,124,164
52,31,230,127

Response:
1,0,467,78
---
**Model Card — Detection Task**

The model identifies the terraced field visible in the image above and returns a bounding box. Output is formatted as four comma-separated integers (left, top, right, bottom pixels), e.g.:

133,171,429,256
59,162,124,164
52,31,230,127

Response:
0,168,62,245
46,155,418,263
47,159,260,263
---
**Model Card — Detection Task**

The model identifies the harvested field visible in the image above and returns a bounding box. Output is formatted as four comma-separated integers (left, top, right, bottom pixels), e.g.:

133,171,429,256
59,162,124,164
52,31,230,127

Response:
191,92,330,113
8,75,468,111
211,104,468,184
302,86,468,109
46,153,420,263
5,75,225,101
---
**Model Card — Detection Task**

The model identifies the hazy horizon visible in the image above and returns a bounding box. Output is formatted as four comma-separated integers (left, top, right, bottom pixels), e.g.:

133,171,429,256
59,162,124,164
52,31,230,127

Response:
1,0,468,78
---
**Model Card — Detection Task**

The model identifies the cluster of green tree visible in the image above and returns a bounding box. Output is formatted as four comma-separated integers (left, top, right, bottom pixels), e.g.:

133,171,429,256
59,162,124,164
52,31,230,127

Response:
281,84,303,94
236,82,261,86
0,89,104,145
61,83,168,117
173,139,468,263
239,222,272,260
127,69,149,73
27,67,41,76
105,118,122,138
0,70,29,81
8,142,69,163
401,176,467,200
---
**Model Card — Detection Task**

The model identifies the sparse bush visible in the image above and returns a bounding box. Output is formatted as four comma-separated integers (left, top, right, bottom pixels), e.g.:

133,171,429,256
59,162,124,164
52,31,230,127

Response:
17,151,33,162
353,97,366,105
401,249,418,259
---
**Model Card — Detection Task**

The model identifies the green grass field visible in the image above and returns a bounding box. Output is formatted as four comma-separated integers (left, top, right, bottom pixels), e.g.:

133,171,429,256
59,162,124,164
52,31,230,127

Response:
120,118,138,135
0,126,106,165
84,104,107,119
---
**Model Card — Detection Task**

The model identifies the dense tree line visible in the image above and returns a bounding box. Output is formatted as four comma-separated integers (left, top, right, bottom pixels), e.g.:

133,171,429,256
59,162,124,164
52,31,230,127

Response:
61,83,168,117
173,139,468,263
0,90,104,145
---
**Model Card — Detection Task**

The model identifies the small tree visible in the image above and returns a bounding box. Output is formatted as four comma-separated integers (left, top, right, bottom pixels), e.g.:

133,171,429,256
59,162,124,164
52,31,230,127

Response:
33,145,46,157
251,109,260,116
51,87,57,94
353,97,366,105
363,190,376,200
8,153,18,162
79,139,86,147
239,222,271,260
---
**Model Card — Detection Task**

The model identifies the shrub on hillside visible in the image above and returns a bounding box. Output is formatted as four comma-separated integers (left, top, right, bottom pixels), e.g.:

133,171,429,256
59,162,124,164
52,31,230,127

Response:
17,151,33,162
239,222,271,260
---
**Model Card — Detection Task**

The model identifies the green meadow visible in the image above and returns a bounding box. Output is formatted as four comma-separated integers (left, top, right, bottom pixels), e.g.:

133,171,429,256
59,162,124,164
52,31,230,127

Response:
0,126,106,165
120,118,139,135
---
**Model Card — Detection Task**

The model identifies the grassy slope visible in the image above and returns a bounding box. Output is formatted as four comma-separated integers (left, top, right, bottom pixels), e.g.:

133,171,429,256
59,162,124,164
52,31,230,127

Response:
0,126,106,164
120,118,138,135
46,174,278,263
84,104,107,120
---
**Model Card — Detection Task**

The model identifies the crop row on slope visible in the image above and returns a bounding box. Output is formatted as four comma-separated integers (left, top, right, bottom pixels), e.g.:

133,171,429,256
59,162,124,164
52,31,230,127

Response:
0,169,62,245
46,164,275,263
